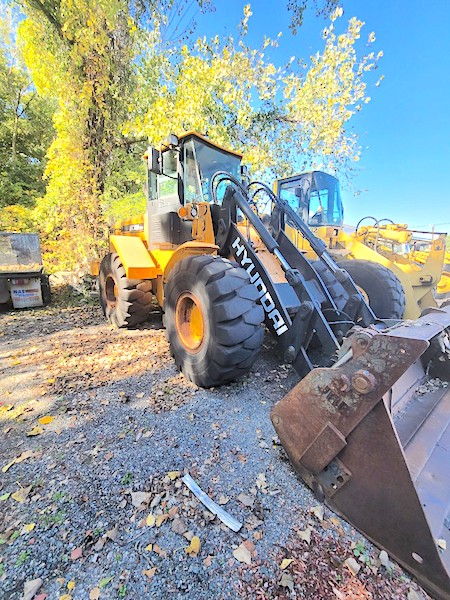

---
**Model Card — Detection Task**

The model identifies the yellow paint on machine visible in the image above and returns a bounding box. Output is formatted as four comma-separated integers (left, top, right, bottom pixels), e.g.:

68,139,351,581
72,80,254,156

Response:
109,235,162,279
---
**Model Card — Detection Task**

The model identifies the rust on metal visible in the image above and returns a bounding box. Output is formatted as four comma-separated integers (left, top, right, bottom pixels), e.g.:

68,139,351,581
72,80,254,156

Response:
272,304,450,599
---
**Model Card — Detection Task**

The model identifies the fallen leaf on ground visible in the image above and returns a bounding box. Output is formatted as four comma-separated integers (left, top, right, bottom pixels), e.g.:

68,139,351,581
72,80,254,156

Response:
89,588,100,600
256,473,267,490
11,485,32,503
70,547,83,561
39,415,54,425
237,493,254,508
145,544,153,552
437,538,447,550
0,492,11,501
344,556,361,576
167,471,180,480
233,542,252,565
67,581,75,590
59,595,72,600
218,495,230,505
279,572,294,591
143,567,157,580
21,523,35,535
156,514,169,527
93,538,105,552
23,578,43,600
153,544,167,557
105,524,119,541
185,536,201,557
172,517,187,535
310,505,324,521
99,576,113,589
2,450,37,473
26,426,44,437
146,514,155,527
130,491,150,508
203,555,213,567
280,558,294,569
297,527,312,544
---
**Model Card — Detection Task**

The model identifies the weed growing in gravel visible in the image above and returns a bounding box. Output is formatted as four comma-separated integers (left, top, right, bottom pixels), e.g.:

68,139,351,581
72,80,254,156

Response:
0,563,4,576
15,550,30,566
10,531,19,542
353,540,371,566
121,472,133,484
118,584,127,598
41,509,66,528
52,490,66,501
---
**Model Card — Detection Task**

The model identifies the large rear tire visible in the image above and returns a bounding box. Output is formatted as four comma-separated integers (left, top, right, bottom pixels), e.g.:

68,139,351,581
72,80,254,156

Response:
99,253,152,328
339,259,406,319
163,255,264,387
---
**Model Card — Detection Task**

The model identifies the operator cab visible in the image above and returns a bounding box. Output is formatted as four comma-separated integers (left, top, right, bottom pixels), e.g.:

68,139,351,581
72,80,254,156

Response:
146,132,242,248
276,171,344,228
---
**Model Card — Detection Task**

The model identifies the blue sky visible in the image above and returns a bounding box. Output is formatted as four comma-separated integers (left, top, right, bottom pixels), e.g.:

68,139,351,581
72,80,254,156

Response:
194,0,450,233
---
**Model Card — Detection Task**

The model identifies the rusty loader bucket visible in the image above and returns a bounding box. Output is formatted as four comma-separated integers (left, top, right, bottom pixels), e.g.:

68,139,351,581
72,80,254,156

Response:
271,305,450,599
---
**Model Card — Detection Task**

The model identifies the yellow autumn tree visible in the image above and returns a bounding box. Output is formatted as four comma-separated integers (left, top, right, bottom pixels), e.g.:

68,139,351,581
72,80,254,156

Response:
132,5,381,181
15,1,381,269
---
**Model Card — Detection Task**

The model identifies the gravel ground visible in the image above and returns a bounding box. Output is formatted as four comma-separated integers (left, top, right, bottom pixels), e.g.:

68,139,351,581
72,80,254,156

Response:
0,288,430,600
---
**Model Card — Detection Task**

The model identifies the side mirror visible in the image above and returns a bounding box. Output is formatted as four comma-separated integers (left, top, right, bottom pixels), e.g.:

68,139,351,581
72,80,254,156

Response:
149,148,162,175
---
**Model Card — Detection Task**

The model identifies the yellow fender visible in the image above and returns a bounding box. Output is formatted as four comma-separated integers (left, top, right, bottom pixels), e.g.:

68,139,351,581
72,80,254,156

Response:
109,234,162,280
162,242,218,283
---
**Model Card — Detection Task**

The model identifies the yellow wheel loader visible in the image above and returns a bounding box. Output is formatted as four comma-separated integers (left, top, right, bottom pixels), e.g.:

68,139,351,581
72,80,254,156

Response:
409,239,450,299
274,172,448,319
98,133,450,599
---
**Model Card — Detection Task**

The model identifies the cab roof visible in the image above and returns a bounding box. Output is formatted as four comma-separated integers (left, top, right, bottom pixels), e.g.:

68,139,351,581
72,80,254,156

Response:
178,131,243,159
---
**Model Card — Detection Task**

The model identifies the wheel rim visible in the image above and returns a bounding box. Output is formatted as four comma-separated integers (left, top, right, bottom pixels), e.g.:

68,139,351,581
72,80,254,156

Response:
175,292,205,352
356,284,370,304
105,275,118,308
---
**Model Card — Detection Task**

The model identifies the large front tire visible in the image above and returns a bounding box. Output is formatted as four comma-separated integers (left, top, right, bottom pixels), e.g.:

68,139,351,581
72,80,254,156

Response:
339,259,406,319
99,253,152,328
163,255,264,387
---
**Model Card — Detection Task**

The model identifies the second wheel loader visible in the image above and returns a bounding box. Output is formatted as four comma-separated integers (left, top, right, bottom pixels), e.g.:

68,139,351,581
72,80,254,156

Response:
98,132,450,600
274,171,449,318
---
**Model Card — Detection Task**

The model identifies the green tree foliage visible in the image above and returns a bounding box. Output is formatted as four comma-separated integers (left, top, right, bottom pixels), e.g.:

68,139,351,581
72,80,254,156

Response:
0,14,54,230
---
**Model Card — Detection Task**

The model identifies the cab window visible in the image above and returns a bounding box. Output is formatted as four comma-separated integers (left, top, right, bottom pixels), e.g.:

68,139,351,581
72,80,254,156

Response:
183,138,241,204
158,150,178,199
